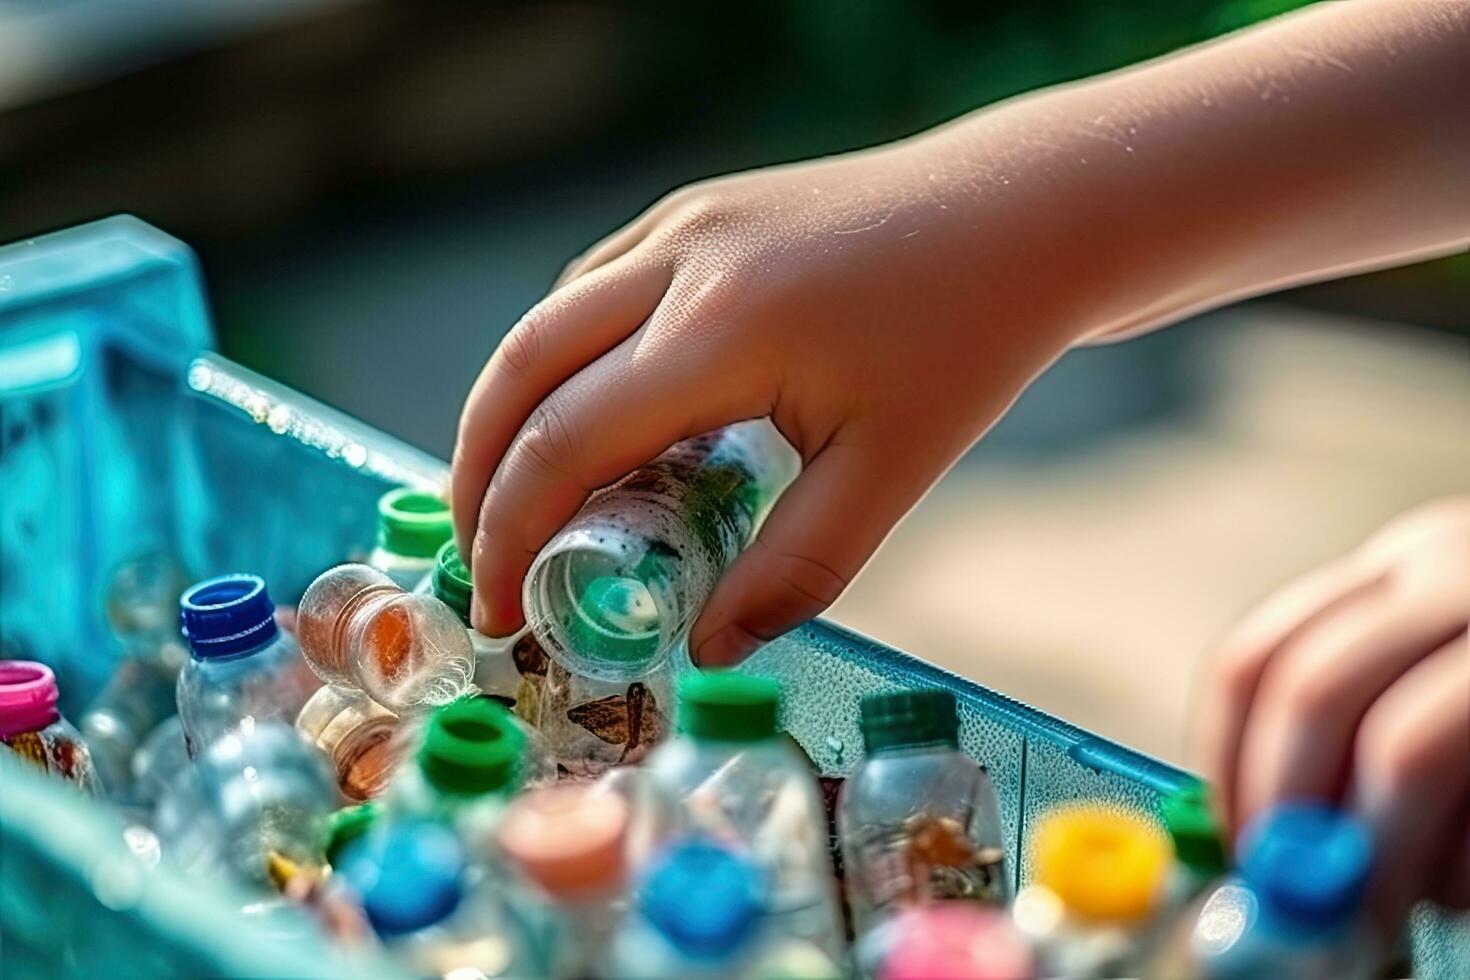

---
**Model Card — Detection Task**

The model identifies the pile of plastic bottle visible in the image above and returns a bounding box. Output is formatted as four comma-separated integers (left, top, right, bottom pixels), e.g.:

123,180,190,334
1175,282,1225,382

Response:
0,422,1378,979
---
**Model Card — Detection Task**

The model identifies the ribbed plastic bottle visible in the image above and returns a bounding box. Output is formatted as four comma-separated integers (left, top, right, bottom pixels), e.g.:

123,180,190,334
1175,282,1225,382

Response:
338,819,543,978
296,563,474,713
839,689,1008,938
1012,804,1170,978
387,695,555,848
430,542,523,702
856,904,1034,980
294,684,401,801
369,488,454,590
521,421,797,775
646,671,845,959
1150,804,1374,980
151,721,336,888
498,784,631,978
79,554,189,799
609,837,770,979
175,574,318,758
0,660,100,795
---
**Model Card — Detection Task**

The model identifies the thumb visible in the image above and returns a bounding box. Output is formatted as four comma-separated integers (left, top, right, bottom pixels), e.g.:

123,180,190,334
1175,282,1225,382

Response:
690,443,920,667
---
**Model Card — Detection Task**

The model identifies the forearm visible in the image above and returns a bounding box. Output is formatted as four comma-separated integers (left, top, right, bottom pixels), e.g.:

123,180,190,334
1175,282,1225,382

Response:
925,0,1470,341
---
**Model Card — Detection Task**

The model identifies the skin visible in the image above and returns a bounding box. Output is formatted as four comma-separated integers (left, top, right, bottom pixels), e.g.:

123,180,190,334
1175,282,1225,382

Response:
453,0,1469,924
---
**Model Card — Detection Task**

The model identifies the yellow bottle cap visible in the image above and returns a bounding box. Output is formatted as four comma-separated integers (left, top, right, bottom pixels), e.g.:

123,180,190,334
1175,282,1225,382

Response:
1031,804,1169,925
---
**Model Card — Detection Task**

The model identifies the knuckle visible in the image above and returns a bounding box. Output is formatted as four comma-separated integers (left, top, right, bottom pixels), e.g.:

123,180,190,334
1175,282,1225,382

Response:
1209,638,1267,710
516,401,581,481
767,546,850,612
496,319,543,380
670,193,729,237
1355,700,1436,798
1267,652,1348,724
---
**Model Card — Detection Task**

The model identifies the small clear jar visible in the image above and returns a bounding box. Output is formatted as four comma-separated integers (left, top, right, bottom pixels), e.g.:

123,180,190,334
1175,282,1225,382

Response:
0,660,100,795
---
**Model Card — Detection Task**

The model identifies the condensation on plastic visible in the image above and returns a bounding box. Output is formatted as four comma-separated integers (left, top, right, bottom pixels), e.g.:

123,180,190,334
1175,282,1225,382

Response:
0,217,1464,979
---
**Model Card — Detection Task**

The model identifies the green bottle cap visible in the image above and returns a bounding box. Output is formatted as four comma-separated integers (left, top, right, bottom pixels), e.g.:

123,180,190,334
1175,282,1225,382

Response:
324,802,380,866
433,541,473,626
568,574,661,666
859,689,959,753
677,671,780,742
418,696,524,797
377,489,453,559
1161,782,1229,877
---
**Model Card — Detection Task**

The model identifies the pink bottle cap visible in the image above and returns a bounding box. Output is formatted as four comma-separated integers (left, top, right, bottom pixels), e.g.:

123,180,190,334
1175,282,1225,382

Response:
0,661,61,738
497,785,630,900
878,904,1034,980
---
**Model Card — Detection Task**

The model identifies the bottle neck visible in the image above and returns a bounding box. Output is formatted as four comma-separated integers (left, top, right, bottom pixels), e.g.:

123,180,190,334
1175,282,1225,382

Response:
332,584,398,664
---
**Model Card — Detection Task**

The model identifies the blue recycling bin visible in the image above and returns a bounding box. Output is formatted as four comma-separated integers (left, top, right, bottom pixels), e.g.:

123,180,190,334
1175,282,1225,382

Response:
0,218,1463,977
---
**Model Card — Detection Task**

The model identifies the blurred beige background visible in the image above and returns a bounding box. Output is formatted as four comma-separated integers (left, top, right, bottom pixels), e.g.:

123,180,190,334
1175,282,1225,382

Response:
829,305,1470,768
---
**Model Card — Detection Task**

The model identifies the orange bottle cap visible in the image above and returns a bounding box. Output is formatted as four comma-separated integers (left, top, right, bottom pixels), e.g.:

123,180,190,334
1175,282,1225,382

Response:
498,785,630,900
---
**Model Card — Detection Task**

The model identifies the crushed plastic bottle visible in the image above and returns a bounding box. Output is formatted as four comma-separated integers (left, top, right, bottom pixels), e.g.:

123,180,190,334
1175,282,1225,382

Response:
521,421,796,776
856,903,1033,980
369,488,454,590
1150,803,1375,979
175,574,318,758
387,695,555,850
296,563,474,713
79,553,189,799
609,837,770,979
152,721,336,889
339,819,543,978
839,689,1008,938
1013,804,1170,979
0,660,100,795
295,684,401,801
431,542,522,703
498,784,631,978
647,671,845,960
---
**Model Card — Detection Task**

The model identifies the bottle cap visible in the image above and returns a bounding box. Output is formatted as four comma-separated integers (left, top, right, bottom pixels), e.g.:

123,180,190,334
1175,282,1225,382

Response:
179,574,279,659
860,689,959,753
498,785,630,899
1238,803,1371,932
639,838,764,959
339,820,465,938
1032,804,1169,925
1161,781,1228,878
418,696,524,797
0,660,60,738
878,904,1033,980
676,670,779,742
324,802,379,867
569,574,661,666
431,541,473,626
377,489,453,559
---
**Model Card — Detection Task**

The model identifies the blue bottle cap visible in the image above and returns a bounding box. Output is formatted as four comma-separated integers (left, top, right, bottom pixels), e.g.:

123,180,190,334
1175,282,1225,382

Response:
339,820,465,938
1237,802,1372,932
179,574,279,659
638,838,764,959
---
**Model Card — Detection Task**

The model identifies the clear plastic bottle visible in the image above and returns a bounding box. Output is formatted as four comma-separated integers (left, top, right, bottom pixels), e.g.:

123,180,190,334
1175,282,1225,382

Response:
0,660,100,795
1012,804,1170,979
294,684,401,802
647,671,845,960
430,542,523,703
387,695,555,849
79,553,189,799
855,903,1033,980
129,715,191,810
839,689,1008,938
522,421,797,772
175,574,318,758
368,487,455,590
498,784,632,978
296,563,474,713
609,837,770,979
1150,804,1374,980
338,819,543,978
151,721,336,888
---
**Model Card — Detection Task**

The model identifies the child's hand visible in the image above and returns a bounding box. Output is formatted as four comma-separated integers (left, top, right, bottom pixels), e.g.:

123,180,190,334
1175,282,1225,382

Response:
450,138,1090,663
1197,497,1470,922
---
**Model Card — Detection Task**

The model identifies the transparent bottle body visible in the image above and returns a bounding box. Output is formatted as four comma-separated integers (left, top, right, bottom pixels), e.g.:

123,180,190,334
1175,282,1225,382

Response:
297,564,474,713
1,714,100,796
524,420,798,684
647,737,845,958
294,684,401,802
386,881,545,979
368,546,436,592
609,918,776,980
838,744,1008,936
1012,884,1146,980
130,715,191,810
537,658,674,780
175,633,317,758
152,723,336,888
